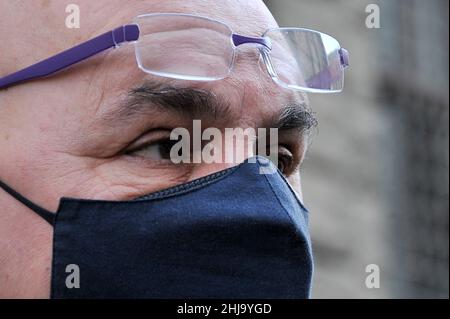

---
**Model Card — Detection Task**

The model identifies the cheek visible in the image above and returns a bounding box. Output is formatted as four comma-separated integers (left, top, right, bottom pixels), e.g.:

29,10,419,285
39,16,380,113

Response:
85,157,195,200
17,149,196,210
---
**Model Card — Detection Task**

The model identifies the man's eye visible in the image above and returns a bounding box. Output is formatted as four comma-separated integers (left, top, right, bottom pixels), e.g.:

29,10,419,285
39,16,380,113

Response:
122,129,180,163
275,146,296,176
128,139,182,162
128,139,178,161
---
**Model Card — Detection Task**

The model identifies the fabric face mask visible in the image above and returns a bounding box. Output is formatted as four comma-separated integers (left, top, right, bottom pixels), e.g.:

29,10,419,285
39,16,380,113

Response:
0,157,313,298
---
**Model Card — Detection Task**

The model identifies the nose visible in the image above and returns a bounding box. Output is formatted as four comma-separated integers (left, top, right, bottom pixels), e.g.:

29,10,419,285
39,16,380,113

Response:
187,129,257,181
231,33,278,87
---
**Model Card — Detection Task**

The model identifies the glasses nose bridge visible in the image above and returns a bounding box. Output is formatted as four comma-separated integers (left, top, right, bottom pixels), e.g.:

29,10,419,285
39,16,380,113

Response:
232,34,272,50
231,33,277,82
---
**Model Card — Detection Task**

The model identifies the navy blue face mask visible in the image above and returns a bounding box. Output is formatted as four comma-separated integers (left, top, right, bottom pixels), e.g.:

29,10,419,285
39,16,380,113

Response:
0,157,313,298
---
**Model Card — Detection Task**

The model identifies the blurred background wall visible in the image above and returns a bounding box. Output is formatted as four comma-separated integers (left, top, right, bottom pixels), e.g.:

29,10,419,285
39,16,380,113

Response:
264,0,449,298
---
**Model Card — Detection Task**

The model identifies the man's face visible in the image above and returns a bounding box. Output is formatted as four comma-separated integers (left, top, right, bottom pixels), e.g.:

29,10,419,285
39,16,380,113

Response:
0,0,315,297
0,0,314,208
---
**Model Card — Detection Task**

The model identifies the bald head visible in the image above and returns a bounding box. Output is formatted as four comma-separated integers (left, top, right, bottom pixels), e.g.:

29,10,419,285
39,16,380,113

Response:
0,0,314,297
0,0,277,73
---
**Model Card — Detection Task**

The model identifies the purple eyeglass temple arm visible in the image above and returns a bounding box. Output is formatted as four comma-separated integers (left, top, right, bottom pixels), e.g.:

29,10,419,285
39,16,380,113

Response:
339,48,349,67
0,24,140,90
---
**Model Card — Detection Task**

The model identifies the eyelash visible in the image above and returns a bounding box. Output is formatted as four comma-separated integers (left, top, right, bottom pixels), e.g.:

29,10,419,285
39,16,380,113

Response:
125,138,177,162
277,155,290,174
276,146,296,176
125,134,298,176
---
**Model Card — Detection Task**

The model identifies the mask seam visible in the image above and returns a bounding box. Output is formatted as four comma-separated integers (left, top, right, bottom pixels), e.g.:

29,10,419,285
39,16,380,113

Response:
57,164,242,206
262,172,314,297
254,159,309,212
262,172,312,248
134,165,239,201
263,173,301,233
277,172,310,213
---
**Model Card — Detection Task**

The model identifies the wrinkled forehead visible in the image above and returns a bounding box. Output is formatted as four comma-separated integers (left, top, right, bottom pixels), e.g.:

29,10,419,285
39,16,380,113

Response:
114,0,278,36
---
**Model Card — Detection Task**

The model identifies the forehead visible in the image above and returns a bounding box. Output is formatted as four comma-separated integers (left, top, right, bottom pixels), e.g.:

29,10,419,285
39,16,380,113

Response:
106,0,305,126
112,0,278,36
31,0,305,129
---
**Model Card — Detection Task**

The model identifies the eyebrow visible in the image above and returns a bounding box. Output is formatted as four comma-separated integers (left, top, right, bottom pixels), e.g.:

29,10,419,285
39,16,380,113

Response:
106,83,317,133
276,103,318,134
122,83,233,122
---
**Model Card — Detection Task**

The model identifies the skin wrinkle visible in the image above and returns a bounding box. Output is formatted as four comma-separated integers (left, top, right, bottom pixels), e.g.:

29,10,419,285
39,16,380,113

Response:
109,83,314,135
0,0,317,298
93,165,195,200
89,154,196,200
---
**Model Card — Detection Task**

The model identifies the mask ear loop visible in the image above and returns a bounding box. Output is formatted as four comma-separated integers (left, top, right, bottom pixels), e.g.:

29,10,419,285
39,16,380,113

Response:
0,180,55,226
